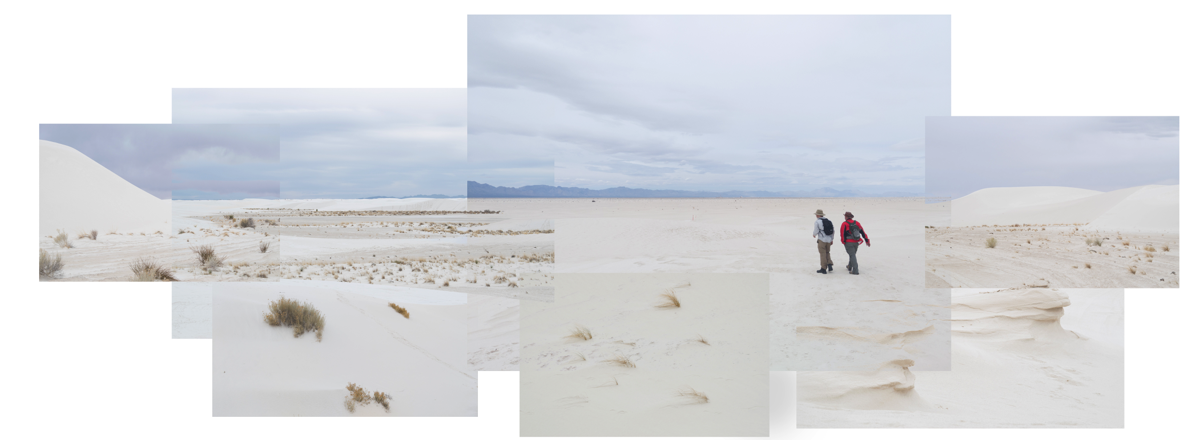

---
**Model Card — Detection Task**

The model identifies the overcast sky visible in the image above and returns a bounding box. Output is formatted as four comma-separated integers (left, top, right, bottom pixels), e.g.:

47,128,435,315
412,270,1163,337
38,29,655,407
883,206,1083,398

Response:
926,116,1180,199
173,88,467,199
40,124,279,199
468,15,950,194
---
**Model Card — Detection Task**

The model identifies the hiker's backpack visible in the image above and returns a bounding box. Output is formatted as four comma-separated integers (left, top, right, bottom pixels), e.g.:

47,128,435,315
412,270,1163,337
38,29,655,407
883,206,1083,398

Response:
847,221,862,240
820,218,834,236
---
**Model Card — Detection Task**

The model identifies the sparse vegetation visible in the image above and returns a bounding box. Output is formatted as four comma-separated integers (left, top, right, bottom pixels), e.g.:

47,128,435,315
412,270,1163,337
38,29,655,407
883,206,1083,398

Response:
677,386,709,403
263,296,325,341
1128,266,1137,274
388,303,410,319
1085,263,1092,269
53,230,73,248
343,382,391,413
695,335,710,345
39,249,64,279
77,230,98,240
985,237,997,248
238,218,256,228
190,244,225,271
656,289,681,308
258,241,271,253
1144,245,1157,252
130,257,177,281
1086,237,1104,247
1163,244,1171,252
566,325,593,341
604,354,636,368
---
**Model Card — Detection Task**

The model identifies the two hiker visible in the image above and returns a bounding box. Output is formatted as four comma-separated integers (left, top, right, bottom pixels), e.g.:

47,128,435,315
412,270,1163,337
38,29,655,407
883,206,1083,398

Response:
813,210,871,275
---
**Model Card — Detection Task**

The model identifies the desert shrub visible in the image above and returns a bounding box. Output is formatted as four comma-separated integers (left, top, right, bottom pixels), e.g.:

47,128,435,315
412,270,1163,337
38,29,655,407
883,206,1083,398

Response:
263,296,325,341
238,218,256,228
1128,266,1137,274
1122,240,1130,246
39,249,64,279
677,386,709,403
343,383,392,413
388,302,410,319
985,237,997,248
190,244,225,270
53,230,72,249
1086,237,1104,247
604,354,636,368
1144,245,1157,252
567,325,593,341
224,214,235,220
1085,263,1092,269
656,289,681,308
130,258,177,281
1163,244,1171,252
695,335,710,345
259,241,271,253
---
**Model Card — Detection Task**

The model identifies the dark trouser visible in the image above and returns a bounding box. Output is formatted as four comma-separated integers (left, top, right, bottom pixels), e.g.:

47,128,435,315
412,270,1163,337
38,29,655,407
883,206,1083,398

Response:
817,240,832,267
844,242,860,274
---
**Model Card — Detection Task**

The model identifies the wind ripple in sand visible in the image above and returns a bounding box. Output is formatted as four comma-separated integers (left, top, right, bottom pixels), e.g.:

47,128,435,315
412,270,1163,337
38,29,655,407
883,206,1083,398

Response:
797,359,931,411
795,325,934,346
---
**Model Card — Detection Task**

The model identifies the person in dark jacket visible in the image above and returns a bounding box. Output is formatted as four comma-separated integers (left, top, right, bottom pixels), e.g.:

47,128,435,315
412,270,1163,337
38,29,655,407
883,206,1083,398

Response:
840,211,871,275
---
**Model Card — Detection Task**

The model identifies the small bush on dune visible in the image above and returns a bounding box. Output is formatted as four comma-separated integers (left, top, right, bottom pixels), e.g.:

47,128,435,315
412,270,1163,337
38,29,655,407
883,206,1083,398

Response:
677,386,709,403
1128,266,1137,274
130,258,177,281
567,325,593,341
263,296,325,341
1144,245,1157,252
1086,237,1104,247
238,218,256,228
985,237,997,248
1085,263,1092,269
54,230,73,249
604,354,636,368
1163,244,1171,252
258,241,271,253
343,382,392,413
656,289,681,308
190,244,225,270
388,302,410,319
39,249,64,279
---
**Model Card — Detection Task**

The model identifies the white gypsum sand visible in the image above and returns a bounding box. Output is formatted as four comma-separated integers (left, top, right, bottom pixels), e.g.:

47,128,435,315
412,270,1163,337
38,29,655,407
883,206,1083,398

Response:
926,185,1179,288
468,293,521,371
797,288,1123,428
212,282,476,416
465,198,950,373
520,273,768,437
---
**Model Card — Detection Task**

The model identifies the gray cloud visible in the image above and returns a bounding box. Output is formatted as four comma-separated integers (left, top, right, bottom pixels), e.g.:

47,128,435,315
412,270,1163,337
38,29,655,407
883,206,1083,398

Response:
469,15,949,194
173,89,467,199
926,116,1180,199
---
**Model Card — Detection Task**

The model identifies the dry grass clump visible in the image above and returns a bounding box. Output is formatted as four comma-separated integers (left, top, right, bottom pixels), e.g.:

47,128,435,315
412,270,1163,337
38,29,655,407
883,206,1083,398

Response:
39,249,64,279
1085,263,1092,269
388,302,410,319
130,257,177,281
695,335,710,345
1128,266,1137,274
1086,237,1104,247
258,241,271,253
656,289,681,308
604,354,637,368
1144,245,1157,252
77,230,98,240
344,382,391,413
677,386,709,403
53,230,73,248
190,244,225,270
238,218,256,228
985,237,997,248
263,296,325,341
1163,244,1171,252
566,325,593,341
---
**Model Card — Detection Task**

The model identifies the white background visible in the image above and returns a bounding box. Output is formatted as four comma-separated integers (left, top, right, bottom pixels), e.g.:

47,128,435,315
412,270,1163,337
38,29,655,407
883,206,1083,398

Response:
3,1,1194,438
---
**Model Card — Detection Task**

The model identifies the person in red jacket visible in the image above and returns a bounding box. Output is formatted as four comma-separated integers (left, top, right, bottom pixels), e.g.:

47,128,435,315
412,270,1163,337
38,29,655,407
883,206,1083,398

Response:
840,211,870,275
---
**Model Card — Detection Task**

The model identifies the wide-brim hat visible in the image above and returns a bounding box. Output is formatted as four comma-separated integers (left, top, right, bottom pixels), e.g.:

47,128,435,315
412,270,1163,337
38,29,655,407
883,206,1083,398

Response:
844,211,854,219
814,209,824,216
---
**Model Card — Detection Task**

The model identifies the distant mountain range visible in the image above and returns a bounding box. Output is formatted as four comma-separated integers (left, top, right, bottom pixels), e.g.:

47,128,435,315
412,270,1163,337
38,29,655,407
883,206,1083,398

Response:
467,181,917,198
360,194,465,199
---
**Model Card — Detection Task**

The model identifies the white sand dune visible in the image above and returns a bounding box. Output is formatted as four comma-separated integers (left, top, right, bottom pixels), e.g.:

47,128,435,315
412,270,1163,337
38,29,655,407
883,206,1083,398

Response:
39,140,170,236
212,283,476,417
951,184,1179,233
798,288,1123,428
468,293,521,371
520,273,768,436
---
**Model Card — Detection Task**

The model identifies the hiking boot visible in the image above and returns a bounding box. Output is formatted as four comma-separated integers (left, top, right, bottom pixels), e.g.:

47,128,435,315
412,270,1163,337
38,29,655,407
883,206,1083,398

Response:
817,268,827,274
850,271,860,275
827,264,834,272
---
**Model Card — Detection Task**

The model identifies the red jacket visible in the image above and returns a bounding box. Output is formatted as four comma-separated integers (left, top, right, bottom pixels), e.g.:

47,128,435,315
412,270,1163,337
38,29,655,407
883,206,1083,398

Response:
840,219,870,245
